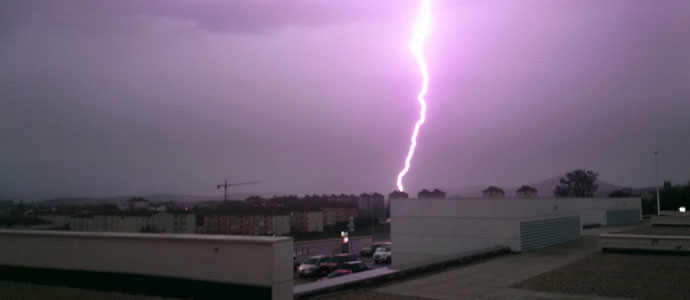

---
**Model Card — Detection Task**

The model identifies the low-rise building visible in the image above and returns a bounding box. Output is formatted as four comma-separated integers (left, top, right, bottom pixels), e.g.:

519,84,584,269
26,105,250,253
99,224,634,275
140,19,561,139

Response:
482,186,505,198
516,185,538,198
389,190,409,200
418,188,446,198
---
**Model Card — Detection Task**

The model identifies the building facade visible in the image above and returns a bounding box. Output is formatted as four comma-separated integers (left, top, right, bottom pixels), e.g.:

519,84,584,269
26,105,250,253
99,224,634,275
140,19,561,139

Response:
290,211,324,232
482,186,505,198
516,186,539,198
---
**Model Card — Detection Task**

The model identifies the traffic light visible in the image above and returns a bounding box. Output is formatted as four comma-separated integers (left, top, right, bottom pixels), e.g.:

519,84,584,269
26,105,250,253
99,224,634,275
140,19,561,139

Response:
341,231,349,253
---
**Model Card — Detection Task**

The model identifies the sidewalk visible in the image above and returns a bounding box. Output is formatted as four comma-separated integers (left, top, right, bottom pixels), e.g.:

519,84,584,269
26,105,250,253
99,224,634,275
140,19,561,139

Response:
375,223,649,300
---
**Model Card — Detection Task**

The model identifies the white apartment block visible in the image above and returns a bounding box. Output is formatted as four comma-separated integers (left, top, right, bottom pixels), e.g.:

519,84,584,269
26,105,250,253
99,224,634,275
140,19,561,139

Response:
290,211,323,233
271,215,291,235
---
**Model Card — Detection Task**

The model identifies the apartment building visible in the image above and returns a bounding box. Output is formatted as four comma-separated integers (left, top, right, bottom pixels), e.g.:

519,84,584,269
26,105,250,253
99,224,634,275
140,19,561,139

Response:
290,211,324,233
70,212,195,233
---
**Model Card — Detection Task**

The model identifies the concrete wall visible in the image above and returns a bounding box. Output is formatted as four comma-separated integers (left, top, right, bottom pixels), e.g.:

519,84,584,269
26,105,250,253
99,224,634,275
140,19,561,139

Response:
391,197,641,267
554,197,640,226
391,198,581,266
0,230,293,300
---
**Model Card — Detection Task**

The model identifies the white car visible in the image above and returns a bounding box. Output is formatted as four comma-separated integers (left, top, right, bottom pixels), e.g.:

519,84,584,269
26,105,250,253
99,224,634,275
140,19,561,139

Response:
373,245,391,264
297,255,330,277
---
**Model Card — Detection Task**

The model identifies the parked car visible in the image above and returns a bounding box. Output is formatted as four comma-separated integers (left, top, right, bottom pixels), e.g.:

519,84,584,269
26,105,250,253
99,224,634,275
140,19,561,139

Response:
318,269,352,281
373,245,391,264
359,243,383,257
337,261,369,273
297,255,331,278
318,253,357,276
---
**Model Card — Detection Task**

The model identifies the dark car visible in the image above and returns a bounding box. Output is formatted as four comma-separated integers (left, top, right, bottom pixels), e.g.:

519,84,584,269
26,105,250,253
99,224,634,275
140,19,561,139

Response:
337,261,369,273
318,254,357,276
359,243,383,257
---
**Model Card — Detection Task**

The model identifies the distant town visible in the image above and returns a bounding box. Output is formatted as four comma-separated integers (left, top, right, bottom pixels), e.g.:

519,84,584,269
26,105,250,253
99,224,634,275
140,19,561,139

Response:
3,174,682,238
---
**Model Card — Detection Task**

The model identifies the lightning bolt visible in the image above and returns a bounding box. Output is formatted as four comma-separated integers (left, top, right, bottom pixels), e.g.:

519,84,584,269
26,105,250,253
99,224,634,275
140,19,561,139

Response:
396,0,431,192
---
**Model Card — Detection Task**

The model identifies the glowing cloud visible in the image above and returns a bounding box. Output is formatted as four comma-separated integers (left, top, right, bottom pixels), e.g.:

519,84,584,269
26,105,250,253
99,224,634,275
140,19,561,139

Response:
396,0,431,192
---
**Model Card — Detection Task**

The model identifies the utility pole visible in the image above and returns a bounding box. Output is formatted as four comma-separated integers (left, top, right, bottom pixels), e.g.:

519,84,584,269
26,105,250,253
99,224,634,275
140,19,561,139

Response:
655,151,660,215
371,211,375,240
217,179,261,201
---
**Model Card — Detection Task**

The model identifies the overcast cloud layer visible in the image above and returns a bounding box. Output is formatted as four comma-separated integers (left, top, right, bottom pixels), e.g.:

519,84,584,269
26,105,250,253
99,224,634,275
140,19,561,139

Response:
1,0,689,201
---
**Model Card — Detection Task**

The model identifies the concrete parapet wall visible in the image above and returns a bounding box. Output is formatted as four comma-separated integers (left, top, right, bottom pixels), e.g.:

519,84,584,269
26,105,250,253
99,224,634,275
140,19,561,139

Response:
600,233,690,252
652,215,690,226
0,230,293,300
555,198,640,226
659,211,690,216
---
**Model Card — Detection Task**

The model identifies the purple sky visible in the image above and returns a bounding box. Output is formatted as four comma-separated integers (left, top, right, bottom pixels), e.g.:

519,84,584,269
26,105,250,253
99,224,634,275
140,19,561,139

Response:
1,0,689,201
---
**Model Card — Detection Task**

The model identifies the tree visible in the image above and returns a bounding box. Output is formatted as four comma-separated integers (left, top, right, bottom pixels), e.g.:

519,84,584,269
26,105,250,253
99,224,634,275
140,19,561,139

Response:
608,189,631,198
554,169,598,197
660,181,690,210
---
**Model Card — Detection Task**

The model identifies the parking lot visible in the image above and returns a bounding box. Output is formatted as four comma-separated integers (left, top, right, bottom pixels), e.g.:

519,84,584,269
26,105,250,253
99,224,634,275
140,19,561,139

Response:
293,236,390,285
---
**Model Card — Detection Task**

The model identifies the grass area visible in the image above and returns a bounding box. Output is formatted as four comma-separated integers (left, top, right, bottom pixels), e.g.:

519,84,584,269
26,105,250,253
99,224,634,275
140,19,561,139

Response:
292,223,390,242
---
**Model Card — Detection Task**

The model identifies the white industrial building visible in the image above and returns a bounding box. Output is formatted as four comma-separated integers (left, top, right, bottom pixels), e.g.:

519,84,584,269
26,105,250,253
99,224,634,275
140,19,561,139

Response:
391,197,641,267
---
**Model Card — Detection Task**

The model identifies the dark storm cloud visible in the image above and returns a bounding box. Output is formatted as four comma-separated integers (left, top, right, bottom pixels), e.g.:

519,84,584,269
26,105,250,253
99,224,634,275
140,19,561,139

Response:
1,0,413,36
1,0,689,201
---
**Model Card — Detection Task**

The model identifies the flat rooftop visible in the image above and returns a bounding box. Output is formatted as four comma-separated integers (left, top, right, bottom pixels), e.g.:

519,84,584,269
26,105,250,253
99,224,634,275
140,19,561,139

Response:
308,221,690,300
5,221,690,300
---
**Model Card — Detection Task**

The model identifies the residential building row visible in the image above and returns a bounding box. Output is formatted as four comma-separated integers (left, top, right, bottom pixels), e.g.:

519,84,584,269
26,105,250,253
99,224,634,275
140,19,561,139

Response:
388,186,540,199
202,214,291,235
69,211,196,234
46,210,326,236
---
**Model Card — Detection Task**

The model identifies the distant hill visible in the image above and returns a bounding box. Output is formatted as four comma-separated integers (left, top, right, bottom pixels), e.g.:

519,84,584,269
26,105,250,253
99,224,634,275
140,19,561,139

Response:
443,174,624,198
37,193,281,206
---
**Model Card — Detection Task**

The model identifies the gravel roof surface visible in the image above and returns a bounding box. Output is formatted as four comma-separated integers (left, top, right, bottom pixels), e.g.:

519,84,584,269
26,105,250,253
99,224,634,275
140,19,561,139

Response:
512,252,690,300
0,280,432,300
619,226,690,236
310,289,432,300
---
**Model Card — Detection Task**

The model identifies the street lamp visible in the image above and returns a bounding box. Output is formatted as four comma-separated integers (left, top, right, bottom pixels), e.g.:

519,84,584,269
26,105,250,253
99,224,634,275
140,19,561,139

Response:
655,151,660,215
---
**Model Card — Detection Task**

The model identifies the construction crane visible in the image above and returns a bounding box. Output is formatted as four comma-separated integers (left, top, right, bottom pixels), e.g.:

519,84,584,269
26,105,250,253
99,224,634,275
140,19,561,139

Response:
217,179,261,201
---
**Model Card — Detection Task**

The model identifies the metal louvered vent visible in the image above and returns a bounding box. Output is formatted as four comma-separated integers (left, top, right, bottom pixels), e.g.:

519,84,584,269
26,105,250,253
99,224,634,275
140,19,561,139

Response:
520,216,580,251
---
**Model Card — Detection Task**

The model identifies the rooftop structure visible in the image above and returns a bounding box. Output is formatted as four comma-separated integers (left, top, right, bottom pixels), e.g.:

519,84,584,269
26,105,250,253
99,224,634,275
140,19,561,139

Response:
516,185,538,198
417,188,446,198
482,186,505,198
